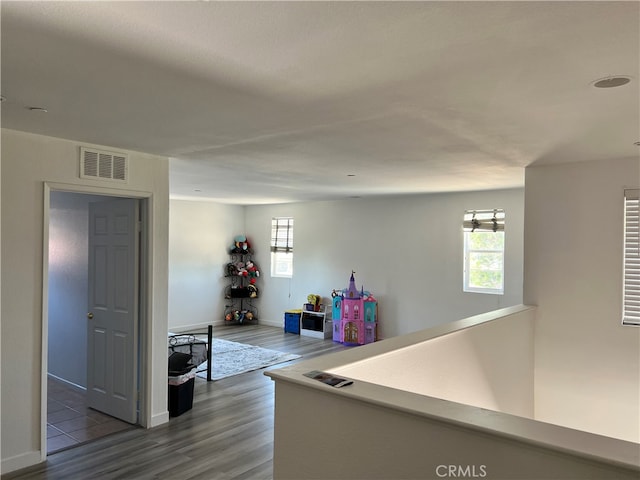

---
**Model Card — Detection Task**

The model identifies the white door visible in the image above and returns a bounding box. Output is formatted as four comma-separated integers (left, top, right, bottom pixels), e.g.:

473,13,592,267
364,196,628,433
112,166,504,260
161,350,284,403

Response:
87,198,139,424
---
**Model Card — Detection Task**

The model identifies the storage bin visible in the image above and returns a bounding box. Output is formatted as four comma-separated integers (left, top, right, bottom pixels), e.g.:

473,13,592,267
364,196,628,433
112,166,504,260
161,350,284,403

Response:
168,351,196,417
168,377,195,417
284,311,301,334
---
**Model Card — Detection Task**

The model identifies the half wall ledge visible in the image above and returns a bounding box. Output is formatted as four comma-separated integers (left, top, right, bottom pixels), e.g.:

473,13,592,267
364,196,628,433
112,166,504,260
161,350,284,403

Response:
266,305,639,480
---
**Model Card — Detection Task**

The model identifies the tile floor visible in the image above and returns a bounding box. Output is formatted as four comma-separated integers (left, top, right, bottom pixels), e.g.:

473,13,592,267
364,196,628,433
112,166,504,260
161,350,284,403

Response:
47,377,136,454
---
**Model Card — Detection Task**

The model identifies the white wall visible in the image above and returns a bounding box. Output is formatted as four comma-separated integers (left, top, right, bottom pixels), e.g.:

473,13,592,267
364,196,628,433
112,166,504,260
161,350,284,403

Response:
47,192,106,387
168,199,244,330
524,157,640,443
0,129,170,473
271,379,638,480
245,189,524,337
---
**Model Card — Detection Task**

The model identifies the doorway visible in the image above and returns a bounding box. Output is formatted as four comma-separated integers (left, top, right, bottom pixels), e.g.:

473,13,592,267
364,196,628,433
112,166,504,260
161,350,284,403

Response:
45,190,145,454
46,376,134,453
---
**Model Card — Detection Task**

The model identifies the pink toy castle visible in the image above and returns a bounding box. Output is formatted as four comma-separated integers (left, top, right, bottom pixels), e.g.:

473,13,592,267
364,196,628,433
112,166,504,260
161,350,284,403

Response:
332,271,378,345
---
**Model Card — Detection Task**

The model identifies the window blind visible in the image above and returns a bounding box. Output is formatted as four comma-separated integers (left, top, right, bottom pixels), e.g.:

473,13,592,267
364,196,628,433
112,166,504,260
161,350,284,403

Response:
271,217,293,253
623,189,639,326
463,209,505,232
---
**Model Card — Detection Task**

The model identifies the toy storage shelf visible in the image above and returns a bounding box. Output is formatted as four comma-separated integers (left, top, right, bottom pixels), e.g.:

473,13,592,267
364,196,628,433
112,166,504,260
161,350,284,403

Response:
224,248,259,325
300,308,332,339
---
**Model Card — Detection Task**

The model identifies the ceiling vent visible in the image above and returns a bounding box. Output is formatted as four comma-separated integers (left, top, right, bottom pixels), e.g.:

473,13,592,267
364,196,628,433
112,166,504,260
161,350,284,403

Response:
80,147,128,183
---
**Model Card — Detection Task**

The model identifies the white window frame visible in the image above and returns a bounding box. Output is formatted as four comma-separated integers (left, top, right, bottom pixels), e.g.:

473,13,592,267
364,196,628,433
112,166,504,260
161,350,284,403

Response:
622,189,639,326
271,217,293,278
463,209,505,295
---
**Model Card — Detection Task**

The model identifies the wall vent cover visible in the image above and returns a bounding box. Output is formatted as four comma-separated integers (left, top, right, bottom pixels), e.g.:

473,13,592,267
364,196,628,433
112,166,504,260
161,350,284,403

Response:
80,147,129,183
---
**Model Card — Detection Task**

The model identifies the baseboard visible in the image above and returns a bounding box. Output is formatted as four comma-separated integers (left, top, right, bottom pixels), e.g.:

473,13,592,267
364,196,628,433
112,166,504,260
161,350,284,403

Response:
1,450,43,475
47,373,86,393
168,322,215,333
258,319,282,328
149,411,169,428
170,319,284,331
217,320,281,328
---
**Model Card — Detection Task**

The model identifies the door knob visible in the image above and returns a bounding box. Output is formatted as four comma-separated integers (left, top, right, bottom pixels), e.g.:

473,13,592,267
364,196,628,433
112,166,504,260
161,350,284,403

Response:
87,312,94,319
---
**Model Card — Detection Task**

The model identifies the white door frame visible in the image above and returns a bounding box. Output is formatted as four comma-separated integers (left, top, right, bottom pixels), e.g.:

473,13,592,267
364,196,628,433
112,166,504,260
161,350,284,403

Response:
41,182,153,460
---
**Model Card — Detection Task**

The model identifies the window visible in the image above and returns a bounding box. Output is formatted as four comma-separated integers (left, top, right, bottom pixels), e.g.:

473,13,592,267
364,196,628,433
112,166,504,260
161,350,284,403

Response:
271,217,293,278
463,209,505,295
623,189,639,326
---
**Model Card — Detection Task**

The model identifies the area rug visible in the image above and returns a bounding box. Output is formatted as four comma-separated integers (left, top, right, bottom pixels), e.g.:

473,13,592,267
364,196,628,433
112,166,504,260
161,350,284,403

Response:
195,338,301,381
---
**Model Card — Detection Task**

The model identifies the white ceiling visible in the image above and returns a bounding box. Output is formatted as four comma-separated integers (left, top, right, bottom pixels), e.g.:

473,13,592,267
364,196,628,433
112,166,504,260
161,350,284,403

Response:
2,1,638,205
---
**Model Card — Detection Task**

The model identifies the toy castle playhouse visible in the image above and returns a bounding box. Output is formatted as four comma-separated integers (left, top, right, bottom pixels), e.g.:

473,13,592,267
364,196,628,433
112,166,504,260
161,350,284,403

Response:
332,272,378,345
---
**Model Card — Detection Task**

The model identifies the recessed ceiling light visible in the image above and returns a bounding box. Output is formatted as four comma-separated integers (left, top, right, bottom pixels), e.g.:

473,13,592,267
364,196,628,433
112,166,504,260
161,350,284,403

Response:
0,96,6,103
591,75,632,88
634,141,640,147
27,106,48,113
347,174,356,177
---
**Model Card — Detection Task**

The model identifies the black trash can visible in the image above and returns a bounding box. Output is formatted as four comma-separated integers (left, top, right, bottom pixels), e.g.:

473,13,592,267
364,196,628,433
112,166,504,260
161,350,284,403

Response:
168,352,196,417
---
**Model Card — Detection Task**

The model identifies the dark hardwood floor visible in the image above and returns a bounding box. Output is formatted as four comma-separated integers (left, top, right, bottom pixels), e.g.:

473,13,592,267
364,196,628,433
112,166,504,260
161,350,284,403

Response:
3,325,349,480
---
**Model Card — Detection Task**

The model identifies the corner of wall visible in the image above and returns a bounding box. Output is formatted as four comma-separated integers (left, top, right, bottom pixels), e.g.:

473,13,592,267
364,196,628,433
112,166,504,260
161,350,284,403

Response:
1,451,43,476
149,411,170,429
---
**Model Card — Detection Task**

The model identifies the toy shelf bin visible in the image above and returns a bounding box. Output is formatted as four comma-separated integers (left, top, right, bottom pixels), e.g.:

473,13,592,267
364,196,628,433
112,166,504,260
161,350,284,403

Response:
284,310,302,334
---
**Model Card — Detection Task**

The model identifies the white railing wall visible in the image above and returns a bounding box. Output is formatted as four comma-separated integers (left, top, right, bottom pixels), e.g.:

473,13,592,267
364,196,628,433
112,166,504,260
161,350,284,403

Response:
332,306,534,418
266,305,640,480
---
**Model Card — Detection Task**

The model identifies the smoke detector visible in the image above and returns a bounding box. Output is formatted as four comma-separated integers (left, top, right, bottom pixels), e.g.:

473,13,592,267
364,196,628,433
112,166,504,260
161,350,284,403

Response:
592,75,632,88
